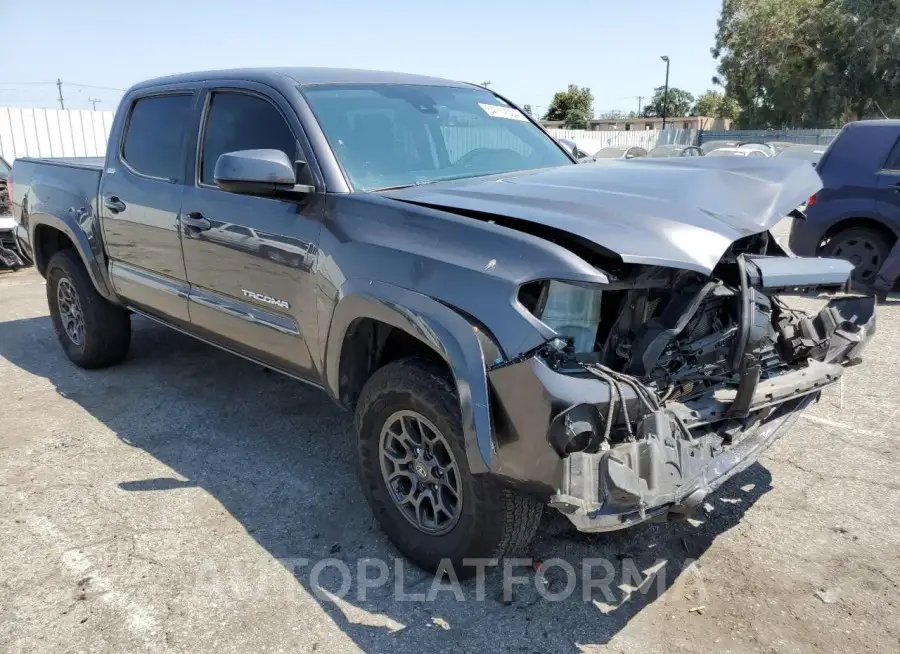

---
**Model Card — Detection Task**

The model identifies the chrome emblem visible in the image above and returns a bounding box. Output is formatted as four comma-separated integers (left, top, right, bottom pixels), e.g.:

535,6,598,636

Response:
242,289,290,309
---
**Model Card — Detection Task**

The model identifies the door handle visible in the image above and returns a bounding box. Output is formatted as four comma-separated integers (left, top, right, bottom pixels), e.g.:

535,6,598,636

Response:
180,212,211,230
104,196,126,214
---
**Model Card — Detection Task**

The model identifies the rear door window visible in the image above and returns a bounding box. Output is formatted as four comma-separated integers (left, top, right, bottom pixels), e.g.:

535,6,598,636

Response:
121,94,193,180
199,92,297,186
882,137,900,171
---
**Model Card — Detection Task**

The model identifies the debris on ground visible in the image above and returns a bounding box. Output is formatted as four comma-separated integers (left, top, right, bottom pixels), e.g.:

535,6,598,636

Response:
815,589,839,604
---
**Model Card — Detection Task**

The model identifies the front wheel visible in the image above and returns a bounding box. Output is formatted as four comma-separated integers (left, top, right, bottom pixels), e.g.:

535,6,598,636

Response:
822,226,891,284
46,249,131,368
355,358,543,575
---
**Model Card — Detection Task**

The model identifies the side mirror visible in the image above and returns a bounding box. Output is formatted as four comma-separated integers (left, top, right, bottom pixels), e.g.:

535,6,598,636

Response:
557,138,579,158
214,149,312,196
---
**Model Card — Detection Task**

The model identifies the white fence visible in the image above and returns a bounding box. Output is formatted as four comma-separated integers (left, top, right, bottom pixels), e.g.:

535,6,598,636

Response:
546,128,697,152
0,107,115,162
0,105,837,166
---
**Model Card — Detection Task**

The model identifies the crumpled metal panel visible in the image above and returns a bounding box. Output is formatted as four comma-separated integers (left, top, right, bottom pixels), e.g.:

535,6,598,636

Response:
382,156,822,275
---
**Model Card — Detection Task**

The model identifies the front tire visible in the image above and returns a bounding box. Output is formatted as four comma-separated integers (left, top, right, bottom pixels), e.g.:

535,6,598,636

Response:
46,249,131,369
355,357,543,575
822,226,891,284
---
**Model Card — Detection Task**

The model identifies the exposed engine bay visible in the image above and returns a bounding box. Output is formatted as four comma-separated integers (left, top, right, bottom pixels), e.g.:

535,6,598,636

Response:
493,233,875,532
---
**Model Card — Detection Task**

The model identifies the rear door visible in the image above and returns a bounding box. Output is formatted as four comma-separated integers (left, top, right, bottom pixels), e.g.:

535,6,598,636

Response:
100,87,197,322
179,82,323,380
876,135,900,230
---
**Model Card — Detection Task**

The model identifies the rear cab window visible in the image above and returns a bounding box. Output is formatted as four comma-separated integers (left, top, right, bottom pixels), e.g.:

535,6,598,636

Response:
121,94,193,180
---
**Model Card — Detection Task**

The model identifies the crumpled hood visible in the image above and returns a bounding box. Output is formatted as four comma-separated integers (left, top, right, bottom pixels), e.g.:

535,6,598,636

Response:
381,156,822,275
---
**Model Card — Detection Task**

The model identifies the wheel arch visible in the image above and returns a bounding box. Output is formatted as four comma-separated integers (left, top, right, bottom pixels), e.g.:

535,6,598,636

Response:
325,280,500,473
29,212,117,301
818,216,898,254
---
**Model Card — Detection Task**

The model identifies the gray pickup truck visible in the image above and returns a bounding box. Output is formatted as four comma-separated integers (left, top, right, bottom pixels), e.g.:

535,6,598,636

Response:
11,68,875,574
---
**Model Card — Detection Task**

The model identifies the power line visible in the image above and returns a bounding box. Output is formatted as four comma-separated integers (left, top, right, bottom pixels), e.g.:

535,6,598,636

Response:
64,82,126,92
0,80,126,92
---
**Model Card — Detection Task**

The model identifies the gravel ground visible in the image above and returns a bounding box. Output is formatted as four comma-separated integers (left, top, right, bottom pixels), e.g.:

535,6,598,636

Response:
1,227,899,652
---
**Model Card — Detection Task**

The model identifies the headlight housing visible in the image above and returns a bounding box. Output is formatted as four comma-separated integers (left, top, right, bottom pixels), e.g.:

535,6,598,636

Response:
520,280,603,352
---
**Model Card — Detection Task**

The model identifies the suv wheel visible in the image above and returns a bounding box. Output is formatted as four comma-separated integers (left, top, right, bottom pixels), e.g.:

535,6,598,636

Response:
355,357,543,575
822,226,891,284
46,249,131,368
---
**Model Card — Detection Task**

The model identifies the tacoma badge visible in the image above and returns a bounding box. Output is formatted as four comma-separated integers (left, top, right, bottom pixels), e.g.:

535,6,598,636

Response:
241,289,290,309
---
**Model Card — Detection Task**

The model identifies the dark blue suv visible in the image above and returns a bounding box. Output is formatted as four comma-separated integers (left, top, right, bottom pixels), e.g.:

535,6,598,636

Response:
789,120,900,283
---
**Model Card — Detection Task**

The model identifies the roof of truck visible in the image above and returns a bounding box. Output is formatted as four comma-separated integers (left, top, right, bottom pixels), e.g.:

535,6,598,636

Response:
131,68,475,91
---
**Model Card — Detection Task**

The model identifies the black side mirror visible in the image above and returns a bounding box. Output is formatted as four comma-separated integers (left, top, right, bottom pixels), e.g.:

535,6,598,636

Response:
214,149,313,196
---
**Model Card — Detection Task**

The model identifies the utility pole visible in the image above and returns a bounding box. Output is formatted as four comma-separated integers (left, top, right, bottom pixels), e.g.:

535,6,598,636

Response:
88,98,101,110
660,56,670,129
636,96,643,116
56,78,65,110
481,80,491,88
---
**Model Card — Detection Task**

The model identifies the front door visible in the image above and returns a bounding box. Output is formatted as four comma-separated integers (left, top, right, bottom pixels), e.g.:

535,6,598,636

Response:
100,90,196,322
179,86,322,379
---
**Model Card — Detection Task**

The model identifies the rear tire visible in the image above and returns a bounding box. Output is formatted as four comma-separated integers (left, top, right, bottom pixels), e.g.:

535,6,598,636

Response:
46,249,131,368
355,357,543,575
822,226,892,284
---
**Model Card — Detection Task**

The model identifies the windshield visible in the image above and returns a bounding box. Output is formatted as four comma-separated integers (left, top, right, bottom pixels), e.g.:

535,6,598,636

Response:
647,146,681,157
302,84,572,191
777,146,825,164
700,140,738,154
593,147,629,158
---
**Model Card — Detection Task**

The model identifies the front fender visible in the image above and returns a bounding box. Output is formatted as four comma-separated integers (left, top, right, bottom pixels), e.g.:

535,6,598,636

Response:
325,279,497,474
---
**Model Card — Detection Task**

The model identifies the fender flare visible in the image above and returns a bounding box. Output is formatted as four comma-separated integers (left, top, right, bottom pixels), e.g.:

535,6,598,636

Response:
29,211,116,301
325,279,496,474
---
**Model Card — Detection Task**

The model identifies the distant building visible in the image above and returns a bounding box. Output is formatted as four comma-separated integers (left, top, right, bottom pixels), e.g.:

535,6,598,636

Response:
541,116,733,131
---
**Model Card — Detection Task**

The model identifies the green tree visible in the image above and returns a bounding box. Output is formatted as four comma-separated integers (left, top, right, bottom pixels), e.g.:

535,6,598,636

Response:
712,0,900,127
564,108,590,129
642,86,695,118
543,85,594,121
691,89,741,119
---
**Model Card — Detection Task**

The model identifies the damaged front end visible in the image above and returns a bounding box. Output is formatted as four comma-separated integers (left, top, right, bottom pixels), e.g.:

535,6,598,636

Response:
487,239,875,532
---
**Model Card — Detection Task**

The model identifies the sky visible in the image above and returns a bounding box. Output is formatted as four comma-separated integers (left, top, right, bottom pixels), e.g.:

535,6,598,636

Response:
2,0,723,116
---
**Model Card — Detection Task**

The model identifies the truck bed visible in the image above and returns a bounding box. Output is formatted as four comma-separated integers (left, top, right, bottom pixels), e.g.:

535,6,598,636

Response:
11,157,104,260
19,156,105,170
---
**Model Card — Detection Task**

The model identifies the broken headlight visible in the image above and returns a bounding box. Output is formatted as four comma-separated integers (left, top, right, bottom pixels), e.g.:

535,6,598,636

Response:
522,280,602,352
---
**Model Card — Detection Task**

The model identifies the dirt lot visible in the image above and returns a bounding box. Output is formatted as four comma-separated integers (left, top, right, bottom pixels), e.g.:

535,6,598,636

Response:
2,245,899,652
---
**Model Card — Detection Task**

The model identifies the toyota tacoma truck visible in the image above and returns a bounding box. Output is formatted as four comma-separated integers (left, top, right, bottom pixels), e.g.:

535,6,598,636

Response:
11,68,875,573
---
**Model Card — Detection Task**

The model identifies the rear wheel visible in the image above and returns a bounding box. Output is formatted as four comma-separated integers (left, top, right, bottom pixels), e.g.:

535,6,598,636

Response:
355,357,543,575
46,249,131,368
822,226,891,284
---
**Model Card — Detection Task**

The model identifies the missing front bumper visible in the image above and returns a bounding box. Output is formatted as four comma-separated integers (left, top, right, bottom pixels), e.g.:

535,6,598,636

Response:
549,395,812,532
488,294,875,532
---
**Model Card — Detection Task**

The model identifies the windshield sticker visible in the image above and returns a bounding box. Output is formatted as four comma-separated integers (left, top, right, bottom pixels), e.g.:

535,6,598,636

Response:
478,103,528,121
